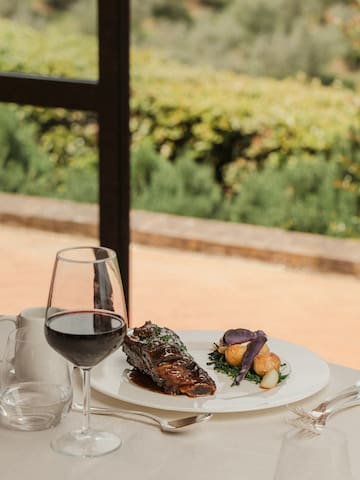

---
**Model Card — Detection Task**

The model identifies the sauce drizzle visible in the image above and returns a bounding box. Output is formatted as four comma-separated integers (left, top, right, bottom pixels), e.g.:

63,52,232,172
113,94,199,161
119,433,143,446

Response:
128,369,170,395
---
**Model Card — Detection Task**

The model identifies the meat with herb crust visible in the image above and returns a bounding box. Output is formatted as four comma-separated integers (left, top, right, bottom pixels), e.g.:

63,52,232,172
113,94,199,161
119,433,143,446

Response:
123,321,216,397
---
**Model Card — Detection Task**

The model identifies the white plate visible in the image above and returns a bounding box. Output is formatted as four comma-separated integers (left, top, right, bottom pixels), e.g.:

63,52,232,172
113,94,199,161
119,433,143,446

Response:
91,330,330,413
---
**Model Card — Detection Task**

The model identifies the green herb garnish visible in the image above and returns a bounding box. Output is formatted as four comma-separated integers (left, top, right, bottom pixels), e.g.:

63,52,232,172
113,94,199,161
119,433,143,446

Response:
279,365,289,383
153,326,162,336
207,344,288,387
160,334,172,343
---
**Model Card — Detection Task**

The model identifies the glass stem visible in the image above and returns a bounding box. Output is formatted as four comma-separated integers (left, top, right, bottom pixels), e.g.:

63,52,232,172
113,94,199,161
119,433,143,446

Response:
81,367,92,435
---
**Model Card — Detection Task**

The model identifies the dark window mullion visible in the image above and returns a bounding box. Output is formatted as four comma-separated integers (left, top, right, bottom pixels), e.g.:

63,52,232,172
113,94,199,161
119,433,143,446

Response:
0,73,98,110
98,0,130,312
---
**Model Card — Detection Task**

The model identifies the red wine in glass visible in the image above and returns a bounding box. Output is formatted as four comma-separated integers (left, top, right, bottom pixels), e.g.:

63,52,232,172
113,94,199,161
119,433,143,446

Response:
45,310,126,368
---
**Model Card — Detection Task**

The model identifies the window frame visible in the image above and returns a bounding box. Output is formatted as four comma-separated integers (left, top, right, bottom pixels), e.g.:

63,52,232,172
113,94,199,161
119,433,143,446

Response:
0,1,130,307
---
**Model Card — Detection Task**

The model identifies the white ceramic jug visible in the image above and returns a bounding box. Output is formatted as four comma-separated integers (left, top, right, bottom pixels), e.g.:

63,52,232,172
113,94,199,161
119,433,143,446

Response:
0,306,47,332
0,307,71,381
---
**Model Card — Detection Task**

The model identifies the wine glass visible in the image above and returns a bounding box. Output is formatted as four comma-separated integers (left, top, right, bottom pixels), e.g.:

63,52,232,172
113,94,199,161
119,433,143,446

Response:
274,428,353,480
45,246,127,457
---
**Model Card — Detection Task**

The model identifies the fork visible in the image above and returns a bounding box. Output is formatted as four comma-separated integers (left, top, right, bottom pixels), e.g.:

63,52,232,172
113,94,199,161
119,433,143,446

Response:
287,381,360,422
72,402,213,432
287,396,360,434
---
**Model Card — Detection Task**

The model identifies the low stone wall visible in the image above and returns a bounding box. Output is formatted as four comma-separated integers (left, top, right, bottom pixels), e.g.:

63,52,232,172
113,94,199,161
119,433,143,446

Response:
1,192,360,275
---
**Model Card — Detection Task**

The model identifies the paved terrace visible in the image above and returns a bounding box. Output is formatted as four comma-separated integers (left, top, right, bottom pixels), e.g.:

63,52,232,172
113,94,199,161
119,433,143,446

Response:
1,193,360,370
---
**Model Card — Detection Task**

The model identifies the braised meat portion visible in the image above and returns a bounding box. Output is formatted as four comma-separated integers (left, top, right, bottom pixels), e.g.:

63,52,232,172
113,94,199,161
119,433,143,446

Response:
123,321,216,397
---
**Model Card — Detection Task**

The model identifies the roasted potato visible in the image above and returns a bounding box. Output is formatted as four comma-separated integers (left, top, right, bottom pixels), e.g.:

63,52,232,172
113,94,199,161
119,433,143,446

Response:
258,343,270,355
253,352,281,376
216,344,227,354
224,343,247,367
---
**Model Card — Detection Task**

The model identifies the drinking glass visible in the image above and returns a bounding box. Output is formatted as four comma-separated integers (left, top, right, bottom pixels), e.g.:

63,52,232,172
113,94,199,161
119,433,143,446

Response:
274,427,353,480
0,326,72,431
45,246,127,457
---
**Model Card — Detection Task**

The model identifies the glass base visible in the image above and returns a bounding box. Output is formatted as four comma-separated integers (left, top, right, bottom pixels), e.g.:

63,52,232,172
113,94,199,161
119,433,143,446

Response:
51,429,122,457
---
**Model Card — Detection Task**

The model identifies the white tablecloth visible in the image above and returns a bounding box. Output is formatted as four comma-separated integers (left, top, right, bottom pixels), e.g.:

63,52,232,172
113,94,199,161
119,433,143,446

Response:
0,363,359,480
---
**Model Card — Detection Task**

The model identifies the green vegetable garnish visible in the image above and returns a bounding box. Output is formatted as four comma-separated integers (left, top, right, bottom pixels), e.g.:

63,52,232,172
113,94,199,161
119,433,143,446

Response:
207,344,288,387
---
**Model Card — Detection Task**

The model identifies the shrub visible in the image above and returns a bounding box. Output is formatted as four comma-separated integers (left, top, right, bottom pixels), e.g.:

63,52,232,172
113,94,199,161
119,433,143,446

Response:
133,0,349,82
55,164,98,202
0,18,97,78
131,141,222,218
0,105,53,195
198,0,231,8
0,104,98,201
152,1,193,24
223,153,360,237
131,49,360,189
1,16,358,194
0,19,98,201
2,18,360,237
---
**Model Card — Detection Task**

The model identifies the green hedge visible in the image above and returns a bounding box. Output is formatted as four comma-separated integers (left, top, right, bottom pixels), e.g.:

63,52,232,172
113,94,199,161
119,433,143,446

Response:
0,105,52,195
0,19,97,78
0,19,98,201
131,140,222,217
1,19,360,236
131,49,360,188
131,140,360,237
1,16,359,184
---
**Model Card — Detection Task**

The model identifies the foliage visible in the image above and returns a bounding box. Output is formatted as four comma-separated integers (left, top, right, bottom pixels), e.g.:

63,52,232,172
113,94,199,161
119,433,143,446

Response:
328,1,360,69
43,0,78,11
152,0,193,24
55,163,98,202
0,0,354,81
128,47,360,236
131,141,222,218
0,104,98,202
131,49,360,186
132,0,350,82
198,0,231,8
59,0,97,36
0,18,98,202
333,129,360,199
0,105,53,195
2,18,360,236
0,0,96,37
223,153,360,237
130,140,360,238
18,106,99,202
0,18,97,78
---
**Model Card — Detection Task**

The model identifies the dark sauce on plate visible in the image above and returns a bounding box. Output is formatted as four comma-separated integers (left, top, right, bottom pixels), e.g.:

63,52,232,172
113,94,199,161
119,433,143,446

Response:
128,369,171,395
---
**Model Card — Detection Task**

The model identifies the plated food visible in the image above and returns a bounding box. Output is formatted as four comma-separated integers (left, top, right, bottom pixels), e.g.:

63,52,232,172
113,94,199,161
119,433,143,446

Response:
208,328,287,389
92,329,329,413
123,322,288,397
123,321,216,397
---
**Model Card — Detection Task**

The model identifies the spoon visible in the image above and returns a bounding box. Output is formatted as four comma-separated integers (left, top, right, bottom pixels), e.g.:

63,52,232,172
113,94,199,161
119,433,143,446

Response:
72,402,213,432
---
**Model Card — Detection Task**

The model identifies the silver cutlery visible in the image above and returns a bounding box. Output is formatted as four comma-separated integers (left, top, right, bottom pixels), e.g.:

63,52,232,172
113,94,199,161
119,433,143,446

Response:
287,381,360,423
72,402,212,432
287,395,360,434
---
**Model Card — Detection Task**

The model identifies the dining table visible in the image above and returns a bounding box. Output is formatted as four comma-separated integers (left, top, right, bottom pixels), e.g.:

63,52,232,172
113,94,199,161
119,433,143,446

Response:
0,327,359,480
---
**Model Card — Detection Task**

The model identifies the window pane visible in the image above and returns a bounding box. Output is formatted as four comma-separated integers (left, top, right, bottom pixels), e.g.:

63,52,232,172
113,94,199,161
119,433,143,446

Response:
128,0,360,369
0,102,98,202
0,1,97,79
